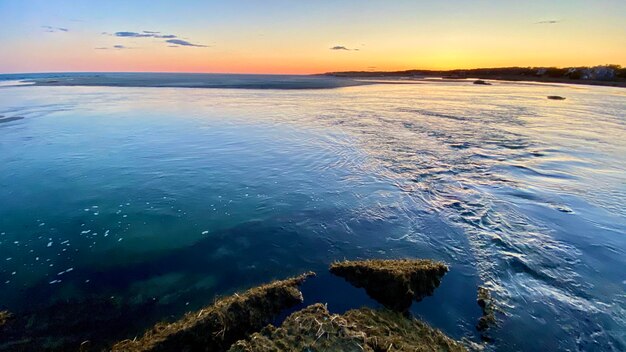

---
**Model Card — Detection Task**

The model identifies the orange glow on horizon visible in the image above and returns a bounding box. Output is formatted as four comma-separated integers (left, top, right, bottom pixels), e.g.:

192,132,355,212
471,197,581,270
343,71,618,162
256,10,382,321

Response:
1,1,625,75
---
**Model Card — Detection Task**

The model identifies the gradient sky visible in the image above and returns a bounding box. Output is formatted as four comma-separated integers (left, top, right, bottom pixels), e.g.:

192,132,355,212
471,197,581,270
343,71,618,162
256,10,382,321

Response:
1,0,625,74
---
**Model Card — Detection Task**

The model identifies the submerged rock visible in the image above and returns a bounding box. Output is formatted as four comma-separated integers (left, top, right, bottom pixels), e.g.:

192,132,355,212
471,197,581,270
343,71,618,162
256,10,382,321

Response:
330,259,448,311
476,286,496,341
0,298,158,352
547,95,566,100
0,311,12,328
111,272,314,352
229,303,466,352
473,80,492,85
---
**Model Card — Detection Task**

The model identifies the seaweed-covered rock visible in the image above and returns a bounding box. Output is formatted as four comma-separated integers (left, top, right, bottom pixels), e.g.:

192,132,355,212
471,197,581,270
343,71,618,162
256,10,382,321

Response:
330,259,448,311
547,95,566,100
111,272,315,352
476,286,496,341
0,298,157,352
229,303,466,352
0,311,12,328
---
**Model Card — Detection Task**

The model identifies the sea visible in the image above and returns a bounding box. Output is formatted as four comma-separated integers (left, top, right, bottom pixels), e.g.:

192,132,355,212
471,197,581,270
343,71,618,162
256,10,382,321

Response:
0,73,625,351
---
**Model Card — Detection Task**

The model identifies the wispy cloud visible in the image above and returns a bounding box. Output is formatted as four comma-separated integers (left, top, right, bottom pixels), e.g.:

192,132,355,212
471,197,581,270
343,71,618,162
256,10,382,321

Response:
114,31,148,37
536,20,560,24
42,26,69,33
106,30,208,48
95,45,130,50
114,31,176,39
330,45,359,51
166,39,207,47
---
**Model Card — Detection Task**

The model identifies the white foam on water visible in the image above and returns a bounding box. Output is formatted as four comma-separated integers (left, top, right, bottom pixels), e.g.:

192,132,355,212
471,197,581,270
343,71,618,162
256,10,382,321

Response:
0,80,34,87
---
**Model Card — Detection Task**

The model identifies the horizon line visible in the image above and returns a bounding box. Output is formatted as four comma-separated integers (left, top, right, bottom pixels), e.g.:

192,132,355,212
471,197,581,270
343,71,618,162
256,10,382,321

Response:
1,64,624,77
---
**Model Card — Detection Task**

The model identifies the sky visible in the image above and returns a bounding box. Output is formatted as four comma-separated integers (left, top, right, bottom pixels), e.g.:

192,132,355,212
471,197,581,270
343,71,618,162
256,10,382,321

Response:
0,0,625,74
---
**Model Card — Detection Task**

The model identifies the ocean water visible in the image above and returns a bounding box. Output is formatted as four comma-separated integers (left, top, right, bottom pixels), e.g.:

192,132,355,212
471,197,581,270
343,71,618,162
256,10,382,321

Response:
0,74,625,351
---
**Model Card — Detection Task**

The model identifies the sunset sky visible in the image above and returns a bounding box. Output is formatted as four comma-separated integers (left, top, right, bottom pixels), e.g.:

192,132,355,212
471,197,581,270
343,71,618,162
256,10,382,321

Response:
1,0,625,74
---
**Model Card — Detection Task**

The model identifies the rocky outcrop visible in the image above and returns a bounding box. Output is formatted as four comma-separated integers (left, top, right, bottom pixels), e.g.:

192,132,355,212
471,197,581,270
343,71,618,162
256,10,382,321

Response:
476,286,496,341
229,303,466,352
3,259,466,351
111,272,315,352
330,259,448,311
0,311,12,329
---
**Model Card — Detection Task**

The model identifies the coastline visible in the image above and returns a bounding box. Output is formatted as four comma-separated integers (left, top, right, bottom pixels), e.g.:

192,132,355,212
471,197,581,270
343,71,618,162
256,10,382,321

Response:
323,68,626,88
2,71,624,90
326,74,626,88
0,72,372,90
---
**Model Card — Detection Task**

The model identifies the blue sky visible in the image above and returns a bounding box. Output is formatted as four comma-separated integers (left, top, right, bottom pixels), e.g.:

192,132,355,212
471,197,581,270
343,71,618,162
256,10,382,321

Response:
1,0,624,73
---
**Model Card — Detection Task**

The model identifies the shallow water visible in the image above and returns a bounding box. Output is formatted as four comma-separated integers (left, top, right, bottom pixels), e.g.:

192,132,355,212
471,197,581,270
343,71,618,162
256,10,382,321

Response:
0,75,625,351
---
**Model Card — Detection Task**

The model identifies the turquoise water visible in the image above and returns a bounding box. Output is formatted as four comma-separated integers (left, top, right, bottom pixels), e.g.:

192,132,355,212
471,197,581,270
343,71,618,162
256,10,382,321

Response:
0,74,625,350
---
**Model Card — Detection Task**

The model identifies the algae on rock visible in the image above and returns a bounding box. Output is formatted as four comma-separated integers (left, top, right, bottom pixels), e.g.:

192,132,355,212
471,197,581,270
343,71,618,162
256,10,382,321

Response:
111,272,315,352
0,311,12,329
476,286,496,341
0,297,160,352
229,303,466,352
330,259,448,311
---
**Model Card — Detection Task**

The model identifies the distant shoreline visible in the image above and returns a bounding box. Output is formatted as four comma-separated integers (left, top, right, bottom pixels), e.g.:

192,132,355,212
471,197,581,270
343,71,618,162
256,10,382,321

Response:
367,76,626,88
0,72,372,90
2,70,625,89
323,66,626,88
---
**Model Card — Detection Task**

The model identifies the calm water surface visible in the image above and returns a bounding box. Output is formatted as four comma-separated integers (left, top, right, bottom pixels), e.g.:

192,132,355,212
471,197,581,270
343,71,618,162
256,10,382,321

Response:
0,75,625,351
